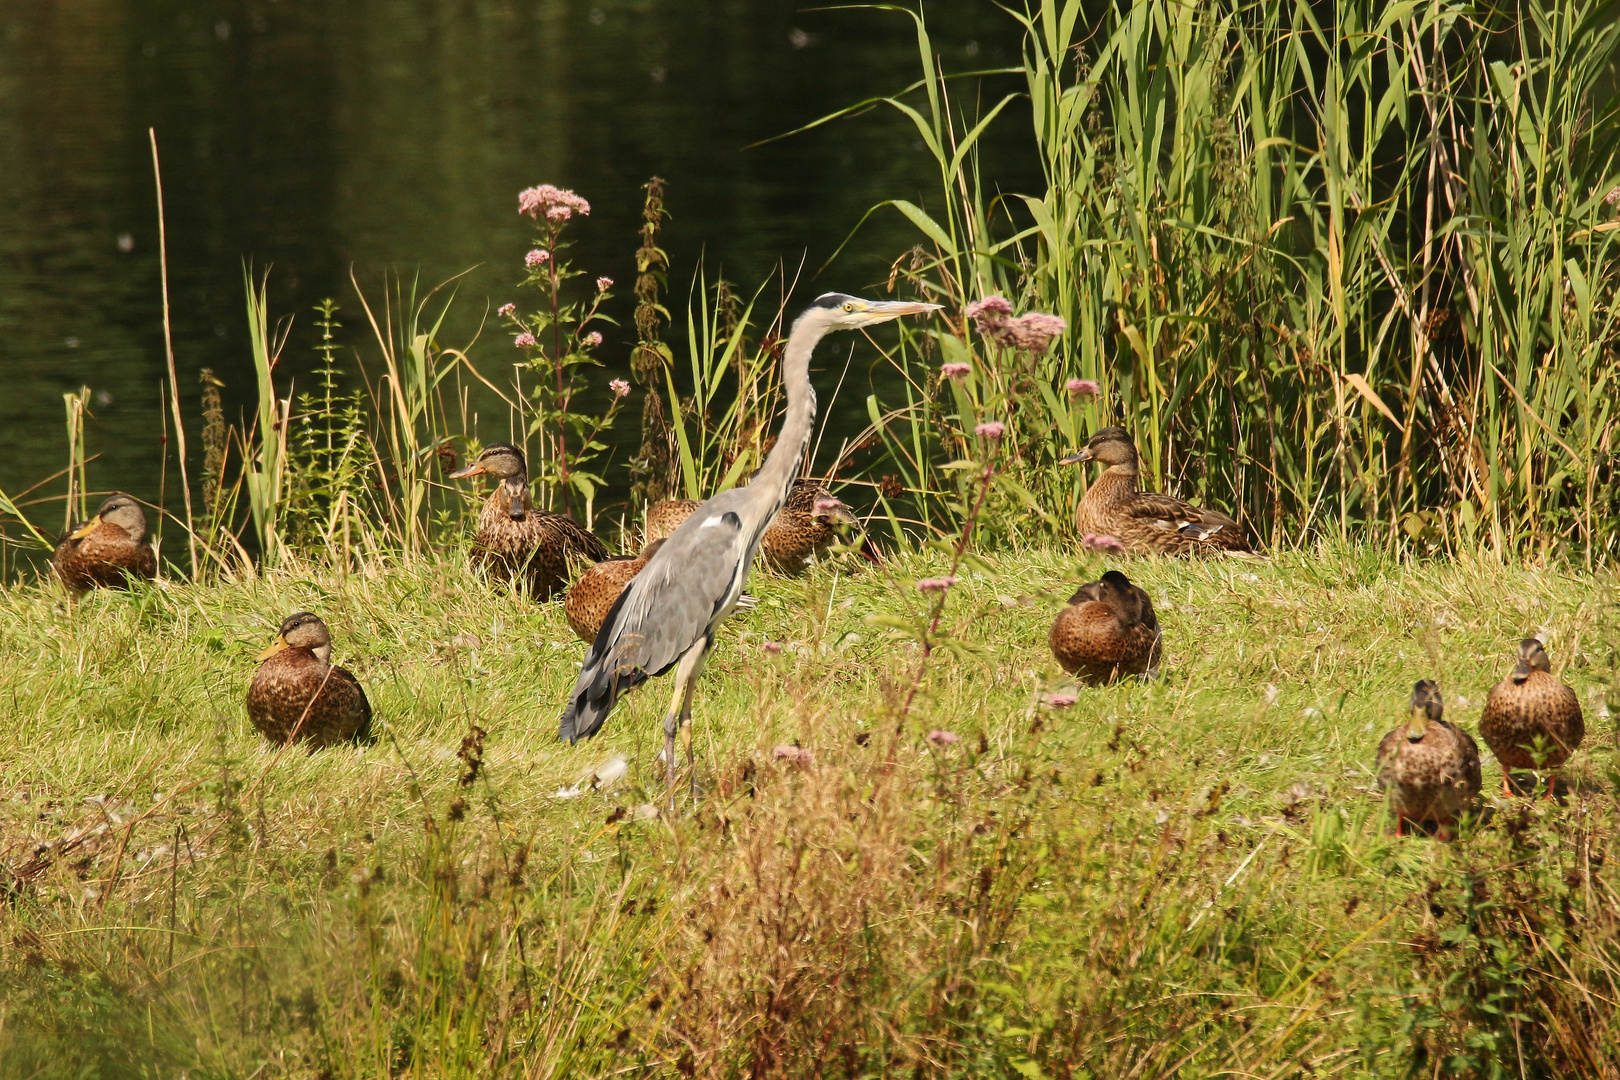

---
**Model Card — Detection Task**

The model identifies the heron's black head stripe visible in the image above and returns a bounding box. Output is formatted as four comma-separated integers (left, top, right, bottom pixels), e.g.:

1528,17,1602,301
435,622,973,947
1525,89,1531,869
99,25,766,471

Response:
812,292,856,309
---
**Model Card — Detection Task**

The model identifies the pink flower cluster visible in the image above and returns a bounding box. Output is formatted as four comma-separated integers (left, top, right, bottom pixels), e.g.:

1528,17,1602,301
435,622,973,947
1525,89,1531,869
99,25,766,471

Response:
581,331,603,348
773,743,814,765
761,640,783,655
975,421,1006,439
966,295,1068,353
596,276,613,292
498,303,516,317
525,249,550,267
1080,533,1126,554
518,185,591,221
1066,378,1100,397
941,362,972,380
926,729,960,746
917,575,958,594
812,497,842,516
514,332,537,348
609,378,631,398
1045,690,1078,708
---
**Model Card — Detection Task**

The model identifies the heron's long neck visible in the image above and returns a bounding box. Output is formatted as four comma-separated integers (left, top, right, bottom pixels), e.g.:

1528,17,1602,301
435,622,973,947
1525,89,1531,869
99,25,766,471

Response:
752,315,821,508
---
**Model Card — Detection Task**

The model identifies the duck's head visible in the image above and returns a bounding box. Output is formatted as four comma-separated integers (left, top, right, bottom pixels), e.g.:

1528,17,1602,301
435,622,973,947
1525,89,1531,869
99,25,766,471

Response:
450,442,527,482
1511,638,1551,684
70,492,148,542
1405,679,1443,741
1094,569,1153,623
450,443,529,519
1059,427,1138,469
257,611,333,664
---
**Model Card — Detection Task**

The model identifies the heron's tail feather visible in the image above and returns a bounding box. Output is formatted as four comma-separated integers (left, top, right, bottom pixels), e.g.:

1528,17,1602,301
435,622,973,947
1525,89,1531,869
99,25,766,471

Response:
559,659,646,743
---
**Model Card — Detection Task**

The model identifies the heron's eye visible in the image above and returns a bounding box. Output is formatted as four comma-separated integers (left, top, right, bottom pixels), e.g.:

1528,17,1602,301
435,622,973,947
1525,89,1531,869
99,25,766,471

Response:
843,302,855,313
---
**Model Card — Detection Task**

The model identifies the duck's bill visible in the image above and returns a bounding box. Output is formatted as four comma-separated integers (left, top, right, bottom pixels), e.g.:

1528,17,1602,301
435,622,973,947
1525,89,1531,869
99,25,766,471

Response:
68,516,102,541
1059,449,1094,465
448,462,486,479
1405,707,1430,740
256,635,290,661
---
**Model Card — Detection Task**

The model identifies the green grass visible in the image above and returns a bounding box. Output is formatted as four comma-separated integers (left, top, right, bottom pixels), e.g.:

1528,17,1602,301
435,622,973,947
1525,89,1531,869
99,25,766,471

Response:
3,545,1619,1077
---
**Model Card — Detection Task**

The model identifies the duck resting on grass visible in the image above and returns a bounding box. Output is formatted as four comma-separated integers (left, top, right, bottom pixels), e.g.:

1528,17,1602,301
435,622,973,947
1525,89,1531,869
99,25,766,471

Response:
52,492,157,593
248,612,372,749
565,539,667,644
646,478,878,575
1047,569,1162,684
1375,679,1481,840
1060,427,1250,556
559,293,939,801
1479,638,1584,798
449,442,609,600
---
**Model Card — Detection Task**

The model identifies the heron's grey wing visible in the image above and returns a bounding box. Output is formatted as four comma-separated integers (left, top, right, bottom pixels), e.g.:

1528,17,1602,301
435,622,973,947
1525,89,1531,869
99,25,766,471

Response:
559,508,748,742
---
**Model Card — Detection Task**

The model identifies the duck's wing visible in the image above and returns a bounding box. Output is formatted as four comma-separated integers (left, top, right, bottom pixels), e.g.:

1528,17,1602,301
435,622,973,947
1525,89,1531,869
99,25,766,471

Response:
1122,493,1246,547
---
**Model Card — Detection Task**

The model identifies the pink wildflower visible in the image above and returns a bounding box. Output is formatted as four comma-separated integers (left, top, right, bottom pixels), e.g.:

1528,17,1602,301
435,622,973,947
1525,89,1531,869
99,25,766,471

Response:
514,332,537,348
1003,312,1067,353
926,730,960,746
941,362,972,379
497,303,516,317
812,497,842,516
609,378,631,398
581,331,603,348
917,576,958,594
1080,533,1127,555
596,276,613,292
546,206,572,223
1066,377,1100,397
964,295,1014,320
761,641,783,655
975,421,1006,439
1045,690,1079,708
518,184,591,219
525,249,550,267
773,744,814,765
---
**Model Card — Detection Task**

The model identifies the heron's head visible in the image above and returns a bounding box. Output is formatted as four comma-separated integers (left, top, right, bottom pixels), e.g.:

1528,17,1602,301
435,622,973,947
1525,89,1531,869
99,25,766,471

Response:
1406,679,1443,740
258,611,333,664
70,492,148,542
801,293,941,332
1512,638,1551,683
450,442,527,481
1059,427,1138,468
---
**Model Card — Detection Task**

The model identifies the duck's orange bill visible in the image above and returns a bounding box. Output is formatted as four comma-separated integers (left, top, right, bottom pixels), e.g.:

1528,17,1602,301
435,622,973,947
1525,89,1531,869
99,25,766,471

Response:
256,634,290,661
448,462,486,479
68,516,102,541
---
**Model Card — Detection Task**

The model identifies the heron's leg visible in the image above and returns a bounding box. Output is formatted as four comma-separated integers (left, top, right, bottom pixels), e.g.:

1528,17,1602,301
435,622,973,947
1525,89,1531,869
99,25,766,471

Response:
662,638,711,807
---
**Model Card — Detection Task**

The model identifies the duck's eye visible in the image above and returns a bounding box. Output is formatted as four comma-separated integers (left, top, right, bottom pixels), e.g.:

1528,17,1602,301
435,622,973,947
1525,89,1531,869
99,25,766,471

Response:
843,302,855,313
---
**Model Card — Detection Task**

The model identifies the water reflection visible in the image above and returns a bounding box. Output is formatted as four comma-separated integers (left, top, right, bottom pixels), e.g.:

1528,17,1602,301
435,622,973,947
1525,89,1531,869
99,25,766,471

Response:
0,0,1036,525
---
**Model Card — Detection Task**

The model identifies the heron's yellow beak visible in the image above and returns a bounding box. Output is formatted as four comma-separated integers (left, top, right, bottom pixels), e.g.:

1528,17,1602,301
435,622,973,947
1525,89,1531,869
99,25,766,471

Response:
448,461,485,479
256,634,290,661
68,515,102,541
850,300,942,327
1059,448,1094,465
1404,705,1429,742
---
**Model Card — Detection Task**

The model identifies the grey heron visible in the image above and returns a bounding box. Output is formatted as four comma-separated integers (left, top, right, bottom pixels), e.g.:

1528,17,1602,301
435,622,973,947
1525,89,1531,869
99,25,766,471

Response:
558,293,940,792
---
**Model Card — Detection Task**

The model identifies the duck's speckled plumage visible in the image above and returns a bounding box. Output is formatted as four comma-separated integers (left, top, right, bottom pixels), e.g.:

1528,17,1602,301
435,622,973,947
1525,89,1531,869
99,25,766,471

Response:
644,499,699,546
1375,680,1481,837
247,612,371,749
565,539,666,644
52,493,157,593
647,480,873,576
1065,428,1250,556
1479,639,1584,791
1048,569,1162,684
452,444,608,600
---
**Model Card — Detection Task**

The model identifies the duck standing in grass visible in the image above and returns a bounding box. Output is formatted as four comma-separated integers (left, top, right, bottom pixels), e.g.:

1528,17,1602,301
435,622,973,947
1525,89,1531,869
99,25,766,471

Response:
1060,428,1250,555
52,492,157,593
1375,680,1481,839
449,442,609,600
565,539,666,644
1479,638,1584,798
1048,569,1162,684
248,612,371,748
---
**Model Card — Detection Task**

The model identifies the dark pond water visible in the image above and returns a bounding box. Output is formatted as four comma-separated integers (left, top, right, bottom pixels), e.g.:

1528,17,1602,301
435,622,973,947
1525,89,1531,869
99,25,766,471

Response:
0,0,1038,538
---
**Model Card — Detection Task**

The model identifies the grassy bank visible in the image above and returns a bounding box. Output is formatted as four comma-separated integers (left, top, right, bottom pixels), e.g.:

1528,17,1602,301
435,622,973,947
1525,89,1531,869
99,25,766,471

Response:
3,545,1619,1077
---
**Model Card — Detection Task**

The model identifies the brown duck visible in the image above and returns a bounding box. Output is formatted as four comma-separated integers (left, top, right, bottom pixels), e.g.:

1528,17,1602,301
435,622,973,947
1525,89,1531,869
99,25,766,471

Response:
646,479,876,575
565,539,666,644
1479,638,1584,798
450,443,609,600
1060,427,1250,555
1375,680,1482,839
1048,569,1162,684
53,492,157,593
247,612,372,748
